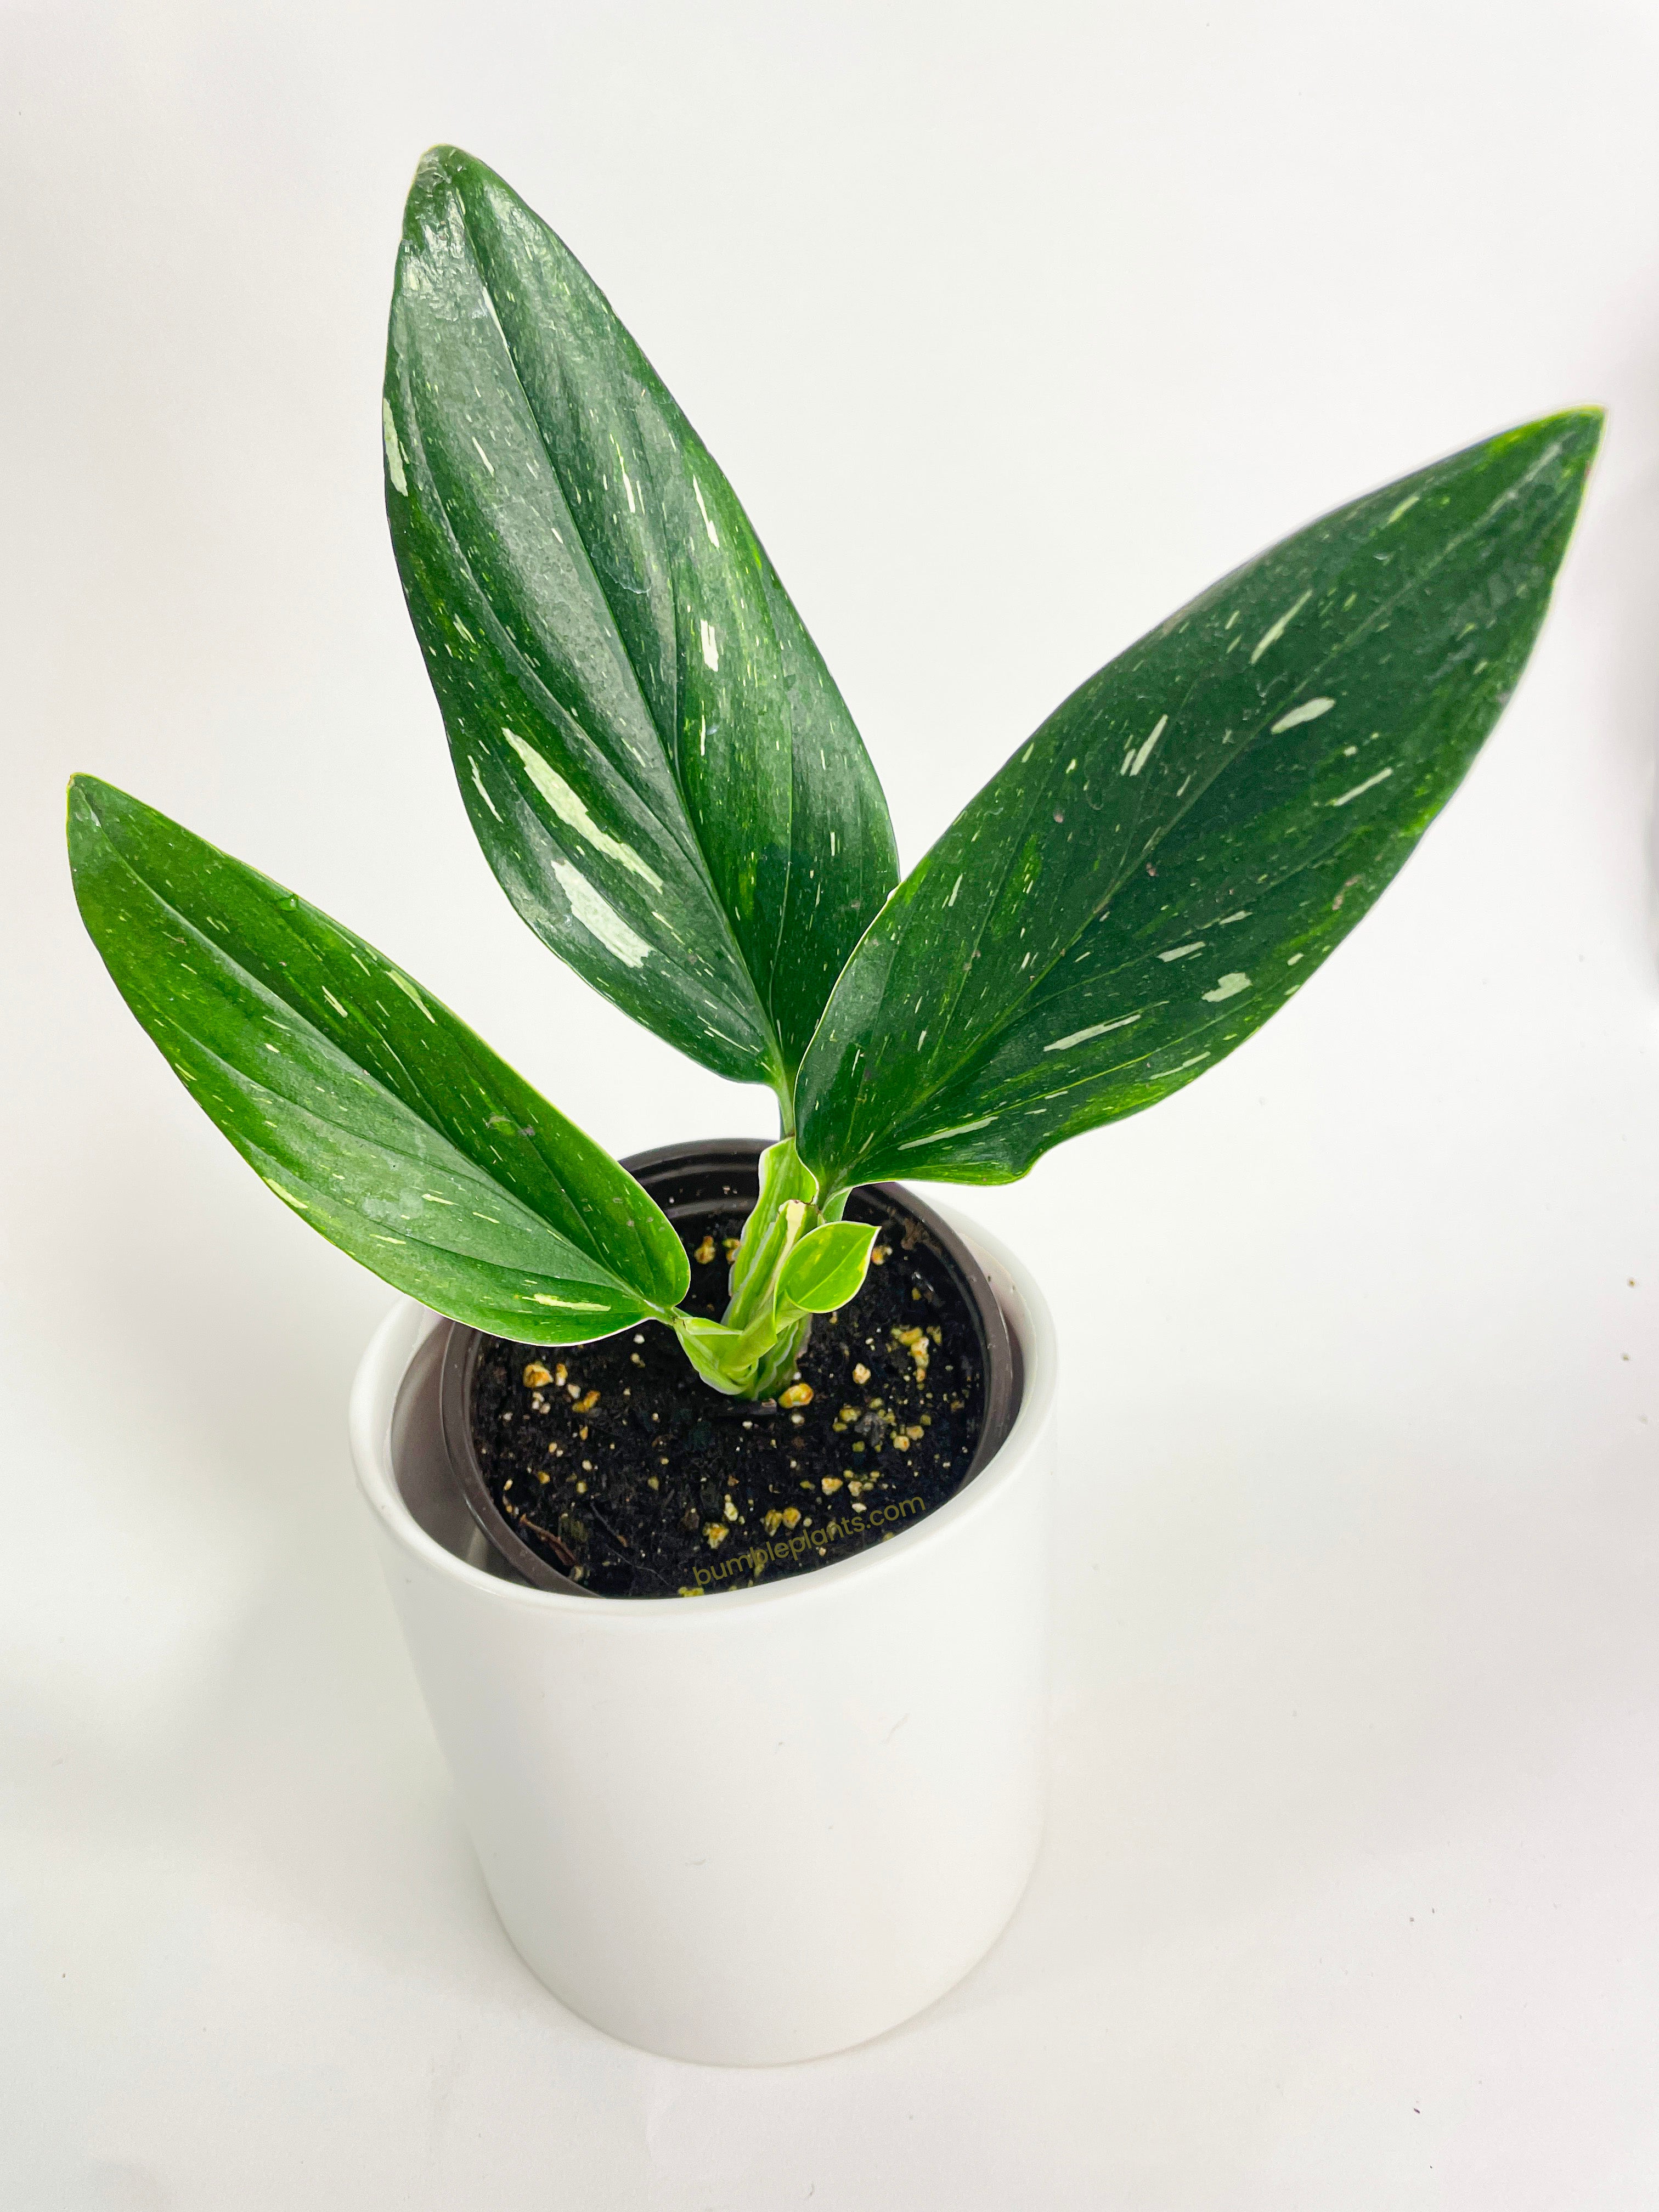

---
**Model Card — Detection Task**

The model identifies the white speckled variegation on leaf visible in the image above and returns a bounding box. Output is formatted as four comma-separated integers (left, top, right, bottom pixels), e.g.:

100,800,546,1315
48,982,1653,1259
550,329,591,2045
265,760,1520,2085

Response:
793,411,1601,1192
67,778,689,1341
383,146,898,1109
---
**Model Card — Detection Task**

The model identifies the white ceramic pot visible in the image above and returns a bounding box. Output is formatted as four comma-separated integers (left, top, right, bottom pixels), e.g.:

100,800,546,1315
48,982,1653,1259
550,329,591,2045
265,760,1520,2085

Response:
348,1214,1055,2066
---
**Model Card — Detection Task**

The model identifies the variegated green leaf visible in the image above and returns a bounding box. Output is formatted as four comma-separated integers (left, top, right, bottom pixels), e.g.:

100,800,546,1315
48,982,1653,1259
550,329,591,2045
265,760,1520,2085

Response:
384,146,898,1104
67,777,689,1340
795,411,1600,1189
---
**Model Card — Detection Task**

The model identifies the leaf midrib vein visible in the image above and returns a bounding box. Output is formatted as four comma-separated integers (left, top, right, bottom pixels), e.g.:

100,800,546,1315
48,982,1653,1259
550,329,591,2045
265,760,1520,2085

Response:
434,198,789,1082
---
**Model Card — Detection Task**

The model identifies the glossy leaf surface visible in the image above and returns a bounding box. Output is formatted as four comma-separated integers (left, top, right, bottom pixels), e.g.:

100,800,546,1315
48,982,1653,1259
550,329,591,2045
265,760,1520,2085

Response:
384,146,898,1099
68,778,689,1340
779,1221,877,1313
797,412,1600,1189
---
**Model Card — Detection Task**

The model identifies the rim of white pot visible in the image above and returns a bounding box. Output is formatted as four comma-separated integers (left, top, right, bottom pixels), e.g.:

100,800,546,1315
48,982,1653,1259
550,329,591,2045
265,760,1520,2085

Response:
351,1205,1054,1631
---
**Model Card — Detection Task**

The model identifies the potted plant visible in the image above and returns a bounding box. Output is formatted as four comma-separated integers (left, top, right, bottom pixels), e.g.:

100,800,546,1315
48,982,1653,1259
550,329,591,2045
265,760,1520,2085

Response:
67,145,1599,2065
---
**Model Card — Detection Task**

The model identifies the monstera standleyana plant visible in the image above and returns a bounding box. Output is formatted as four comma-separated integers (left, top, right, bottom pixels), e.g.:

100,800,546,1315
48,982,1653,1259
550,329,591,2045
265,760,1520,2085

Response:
69,147,1599,1400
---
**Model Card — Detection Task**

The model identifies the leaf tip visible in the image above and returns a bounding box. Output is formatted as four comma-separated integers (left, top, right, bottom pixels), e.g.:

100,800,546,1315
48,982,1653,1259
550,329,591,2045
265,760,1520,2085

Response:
65,772,121,854
404,142,505,226
410,141,472,190
1492,403,1606,470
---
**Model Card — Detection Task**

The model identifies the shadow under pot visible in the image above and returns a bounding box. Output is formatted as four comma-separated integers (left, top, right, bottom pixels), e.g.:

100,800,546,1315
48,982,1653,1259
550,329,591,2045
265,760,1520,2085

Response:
438,1138,1021,1599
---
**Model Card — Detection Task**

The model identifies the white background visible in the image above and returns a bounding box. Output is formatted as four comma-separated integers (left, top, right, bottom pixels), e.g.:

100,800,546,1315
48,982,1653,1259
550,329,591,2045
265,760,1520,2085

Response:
5,1,1658,2203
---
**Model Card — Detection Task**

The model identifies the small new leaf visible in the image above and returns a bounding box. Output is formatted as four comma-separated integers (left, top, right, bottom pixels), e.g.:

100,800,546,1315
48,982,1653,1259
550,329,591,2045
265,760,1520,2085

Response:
778,1221,877,1314
796,410,1601,1189
67,778,689,1339
726,1138,819,1318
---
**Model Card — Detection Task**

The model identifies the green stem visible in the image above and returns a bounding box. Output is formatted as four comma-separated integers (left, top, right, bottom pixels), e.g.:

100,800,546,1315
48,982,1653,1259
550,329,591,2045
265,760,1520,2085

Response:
666,1137,869,1399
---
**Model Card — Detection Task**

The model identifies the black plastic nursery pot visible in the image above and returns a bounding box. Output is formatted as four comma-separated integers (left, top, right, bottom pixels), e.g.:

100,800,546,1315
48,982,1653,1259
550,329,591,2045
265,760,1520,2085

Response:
436,1139,1022,1599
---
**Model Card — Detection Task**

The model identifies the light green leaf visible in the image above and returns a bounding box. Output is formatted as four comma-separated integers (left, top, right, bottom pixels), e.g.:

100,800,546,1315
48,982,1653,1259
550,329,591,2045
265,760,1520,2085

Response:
67,777,689,1340
796,411,1600,1188
668,1312,754,1398
778,1221,877,1314
384,146,898,1103
726,1137,819,1318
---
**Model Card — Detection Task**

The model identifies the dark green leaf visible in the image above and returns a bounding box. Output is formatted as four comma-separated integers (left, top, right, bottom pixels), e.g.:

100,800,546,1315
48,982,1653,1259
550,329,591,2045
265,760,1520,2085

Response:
796,412,1600,1189
67,777,689,1339
383,146,898,1100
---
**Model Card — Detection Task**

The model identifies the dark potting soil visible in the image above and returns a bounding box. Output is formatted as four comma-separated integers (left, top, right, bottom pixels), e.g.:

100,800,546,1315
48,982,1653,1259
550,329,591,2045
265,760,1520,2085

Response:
469,1201,987,1599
